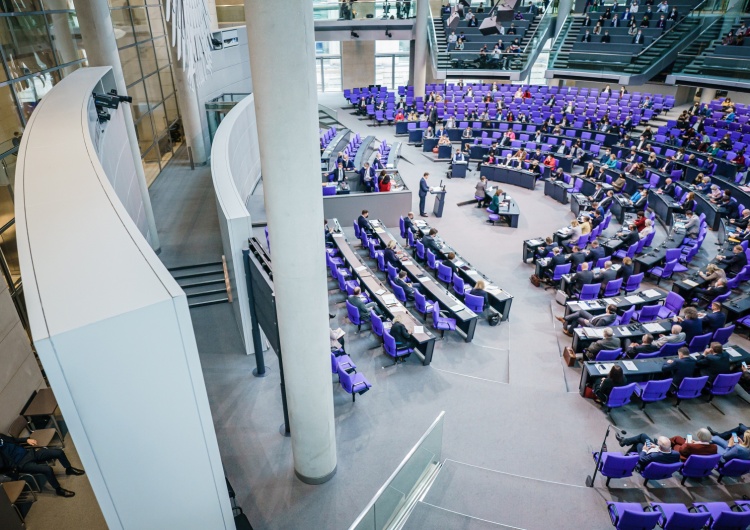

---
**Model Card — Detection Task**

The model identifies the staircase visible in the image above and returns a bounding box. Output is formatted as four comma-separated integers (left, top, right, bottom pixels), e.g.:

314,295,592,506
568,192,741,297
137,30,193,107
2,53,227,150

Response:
548,16,582,70
434,16,450,70
169,261,230,308
670,19,724,75
621,17,702,75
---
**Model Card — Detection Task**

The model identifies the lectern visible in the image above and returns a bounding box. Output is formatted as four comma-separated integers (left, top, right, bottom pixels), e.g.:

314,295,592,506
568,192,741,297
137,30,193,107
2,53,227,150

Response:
432,187,447,217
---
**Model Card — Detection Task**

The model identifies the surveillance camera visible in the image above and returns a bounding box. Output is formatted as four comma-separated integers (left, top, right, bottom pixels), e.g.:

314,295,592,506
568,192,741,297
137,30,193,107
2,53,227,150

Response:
93,93,120,109
97,109,111,122
109,89,132,104
351,30,359,38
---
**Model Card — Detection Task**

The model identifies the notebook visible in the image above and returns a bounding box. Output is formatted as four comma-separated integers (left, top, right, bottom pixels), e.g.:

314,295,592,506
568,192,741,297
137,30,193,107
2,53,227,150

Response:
622,361,638,371
643,323,664,333
625,295,642,304
643,289,661,298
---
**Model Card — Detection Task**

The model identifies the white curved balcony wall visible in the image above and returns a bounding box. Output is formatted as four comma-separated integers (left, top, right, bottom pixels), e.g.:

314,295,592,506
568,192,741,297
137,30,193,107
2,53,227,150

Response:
14,67,233,530
210,93,261,355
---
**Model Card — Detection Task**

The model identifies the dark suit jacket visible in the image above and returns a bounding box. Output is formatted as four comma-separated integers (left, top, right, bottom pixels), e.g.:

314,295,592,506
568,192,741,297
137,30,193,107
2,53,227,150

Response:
358,215,372,233
384,247,401,268
701,311,726,334
661,183,676,197
621,230,640,247
394,277,415,297
581,34,592,42
358,166,375,186
329,167,347,182
390,321,412,348
419,177,429,198
572,269,595,291
422,235,441,253
633,34,645,44
662,357,698,386
617,263,634,283
595,267,617,287
680,318,703,344
697,351,731,381
723,252,747,276
589,247,606,262
469,287,489,306
347,295,371,318
601,34,611,42
638,449,680,469
569,251,588,269
627,343,658,358
549,253,568,270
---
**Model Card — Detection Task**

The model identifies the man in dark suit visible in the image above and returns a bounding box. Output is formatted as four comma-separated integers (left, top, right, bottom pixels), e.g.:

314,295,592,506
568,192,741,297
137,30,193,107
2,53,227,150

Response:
569,246,588,270
611,14,620,26
697,342,731,382
586,327,621,359
616,434,680,469
625,333,659,359
403,211,416,235
358,209,373,235
695,279,728,309
328,161,347,183
588,183,605,203
543,247,568,278
662,347,698,388
558,304,617,336
600,30,611,43
717,245,748,277
594,261,617,291
617,224,640,248
347,287,381,322
656,14,667,30
581,30,592,42
587,240,606,263
358,162,376,191
699,302,727,334
394,270,419,301
632,30,645,44
633,188,649,210
674,307,703,343
657,178,676,198
568,261,594,295
422,228,442,253
419,172,430,217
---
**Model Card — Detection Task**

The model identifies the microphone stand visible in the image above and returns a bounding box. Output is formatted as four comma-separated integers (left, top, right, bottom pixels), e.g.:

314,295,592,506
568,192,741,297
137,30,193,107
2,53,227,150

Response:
585,425,626,487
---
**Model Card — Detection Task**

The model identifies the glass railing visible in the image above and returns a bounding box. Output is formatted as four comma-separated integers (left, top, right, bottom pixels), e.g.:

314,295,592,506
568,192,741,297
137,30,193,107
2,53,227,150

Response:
349,412,445,530
205,93,250,143
549,0,711,76
517,2,554,73
216,2,416,25
548,15,576,68
670,54,750,83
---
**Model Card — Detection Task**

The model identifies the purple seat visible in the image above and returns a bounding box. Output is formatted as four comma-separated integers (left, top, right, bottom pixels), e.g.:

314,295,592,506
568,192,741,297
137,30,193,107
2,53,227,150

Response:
337,270,359,295
383,328,414,364
594,452,640,487
452,275,471,298
622,273,643,294
634,378,672,412
579,283,602,301
337,365,371,402
414,291,434,318
634,304,660,323
648,259,678,285
649,503,711,530
391,281,408,304
657,342,685,358
437,263,453,284
377,252,387,272
432,303,456,336
658,292,684,319
674,376,709,419
639,461,682,487
679,454,721,485
616,306,636,326
331,351,356,374
603,383,637,413
688,333,712,353
606,502,660,530
613,242,638,261
694,501,750,529
595,348,622,361
346,300,367,332
426,249,439,270
415,241,426,261
370,311,388,339
549,263,572,286
712,325,735,345
708,372,743,403
464,293,484,313
603,278,623,297
716,458,750,484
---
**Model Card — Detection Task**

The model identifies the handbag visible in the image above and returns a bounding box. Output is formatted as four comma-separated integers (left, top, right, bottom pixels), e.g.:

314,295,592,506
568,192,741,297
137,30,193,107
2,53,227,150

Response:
563,346,576,367
432,147,439,153
529,274,541,287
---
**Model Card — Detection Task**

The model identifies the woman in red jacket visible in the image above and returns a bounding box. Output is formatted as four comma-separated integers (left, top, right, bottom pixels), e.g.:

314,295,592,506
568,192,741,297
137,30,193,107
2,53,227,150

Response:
379,172,391,192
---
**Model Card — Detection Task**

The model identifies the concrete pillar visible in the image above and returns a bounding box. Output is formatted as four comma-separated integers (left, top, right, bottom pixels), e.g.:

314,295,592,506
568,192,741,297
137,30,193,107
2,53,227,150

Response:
206,0,219,31
413,0,429,97
342,40,375,89
73,0,160,252
164,23,208,165
556,0,574,39
244,0,337,485
699,87,715,104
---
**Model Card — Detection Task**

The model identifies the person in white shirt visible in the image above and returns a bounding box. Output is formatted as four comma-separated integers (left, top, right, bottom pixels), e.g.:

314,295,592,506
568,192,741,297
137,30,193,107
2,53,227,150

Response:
448,31,458,49
656,0,669,12
639,218,654,239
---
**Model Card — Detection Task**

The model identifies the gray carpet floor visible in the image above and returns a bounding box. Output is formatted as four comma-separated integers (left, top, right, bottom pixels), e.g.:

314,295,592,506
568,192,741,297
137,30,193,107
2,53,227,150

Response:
33,97,748,529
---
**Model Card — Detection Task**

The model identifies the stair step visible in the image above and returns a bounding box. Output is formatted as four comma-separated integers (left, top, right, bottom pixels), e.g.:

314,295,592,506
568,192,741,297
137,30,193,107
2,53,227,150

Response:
189,297,230,308
172,269,224,280
179,278,226,289
186,288,228,299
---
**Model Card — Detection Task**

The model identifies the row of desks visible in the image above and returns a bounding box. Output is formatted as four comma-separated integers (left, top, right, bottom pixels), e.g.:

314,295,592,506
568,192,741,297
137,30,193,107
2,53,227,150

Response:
369,220,480,341
329,223,437,365
579,344,750,396
412,219,514,321
479,163,538,190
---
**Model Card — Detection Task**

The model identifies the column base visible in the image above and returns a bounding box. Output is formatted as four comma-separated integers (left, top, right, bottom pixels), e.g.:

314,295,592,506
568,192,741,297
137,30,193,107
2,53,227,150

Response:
295,465,337,485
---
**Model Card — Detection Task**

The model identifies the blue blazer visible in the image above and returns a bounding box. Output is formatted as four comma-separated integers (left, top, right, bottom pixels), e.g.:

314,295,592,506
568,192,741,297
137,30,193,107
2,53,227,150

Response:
419,178,430,197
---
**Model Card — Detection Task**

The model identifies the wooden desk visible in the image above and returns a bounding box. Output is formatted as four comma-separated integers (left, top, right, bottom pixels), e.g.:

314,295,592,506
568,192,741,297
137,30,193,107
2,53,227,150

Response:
370,221,479,341
22,388,64,447
330,227,437,364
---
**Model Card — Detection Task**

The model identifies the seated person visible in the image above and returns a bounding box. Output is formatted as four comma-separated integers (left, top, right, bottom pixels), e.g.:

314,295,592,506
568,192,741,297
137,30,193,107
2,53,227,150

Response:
698,302,726,334
656,177,676,197
653,324,686,348
661,346,698,387
0,433,84,497
475,176,490,208
615,434,680,468
594,261,617,292
394,270,419,301
358,209,374,235
379,172,392,192
558,304,618,337
673,307,702,343
716,245,747,278
682,209,700,239
469,280,489,310
639,219,654,240
617,256,634,284
422,228,442,253
329,161,347,183
625,333,658,359
390,315,414,350
438,134,451,146
347,287,381,322
569,245,588,270
696,341,731,382
694,278,728,308
670,428,718,460
586,327,621,360
488,188,506,217
541,246,568,277
710,430,750,464
384,240,403,269
592,363,627,402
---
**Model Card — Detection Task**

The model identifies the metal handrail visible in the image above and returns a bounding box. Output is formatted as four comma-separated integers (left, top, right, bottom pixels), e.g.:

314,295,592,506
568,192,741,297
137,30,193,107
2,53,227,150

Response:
549,15,577,65
633,0,708,59
673,16,724,57
521,2,554,56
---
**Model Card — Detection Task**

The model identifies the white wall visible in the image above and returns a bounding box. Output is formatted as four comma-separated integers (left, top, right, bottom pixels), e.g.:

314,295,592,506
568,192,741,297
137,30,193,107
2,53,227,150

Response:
197,26,253,153
14,67,233,530
211,94,261,356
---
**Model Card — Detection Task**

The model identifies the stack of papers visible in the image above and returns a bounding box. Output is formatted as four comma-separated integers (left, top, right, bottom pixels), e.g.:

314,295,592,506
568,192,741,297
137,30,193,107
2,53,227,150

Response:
455,260,465,267
725,347,742,358
375,289,386,295
374,228,385,234
644,323,664,333
355,265,367,272
413,326,424,334
625,295,642,304
417,276,432,283
596,364,614,375
402,260,413,266
683,279,698,287
643,289,662,298
382,294,398,306
450,304,464,312
622,361,638,371
528,239,543,245
585,328,604,339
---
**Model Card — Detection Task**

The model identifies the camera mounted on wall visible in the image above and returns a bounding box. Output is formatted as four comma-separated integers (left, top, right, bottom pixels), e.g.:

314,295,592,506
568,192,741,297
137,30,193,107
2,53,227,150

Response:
93,89,133,123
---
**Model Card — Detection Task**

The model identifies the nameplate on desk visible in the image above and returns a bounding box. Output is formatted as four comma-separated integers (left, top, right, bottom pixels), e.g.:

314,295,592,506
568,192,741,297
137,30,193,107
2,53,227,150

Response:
622,361,638,371
642,289,661,298
725,347,742,358
643,322,664,333
683,280,698,287
625,295,642,304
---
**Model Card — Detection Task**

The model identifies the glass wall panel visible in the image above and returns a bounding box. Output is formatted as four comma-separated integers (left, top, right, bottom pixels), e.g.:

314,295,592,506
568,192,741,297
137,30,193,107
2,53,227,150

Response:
128,79,148,120
0,1,43,13
147,6,164,37
154,35,170,69
14,69,60,120
110,8,135,47
375,40,410,88
2,15,56,79
321,58,341,92
130,7,150,42
42,0,75,9
151,101,167,137
135,114,155,151
163,93,178,124
0,222,19,285
120,45,141,85
137,39,157,77
47,12,84,65
0,84,23,148
158,66,174,98
375,56,392,87
142,145,160,185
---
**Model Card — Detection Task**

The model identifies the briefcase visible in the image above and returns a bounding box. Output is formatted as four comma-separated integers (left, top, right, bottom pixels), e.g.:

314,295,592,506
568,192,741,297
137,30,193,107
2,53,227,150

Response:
555,289,568,306
563,346,576,367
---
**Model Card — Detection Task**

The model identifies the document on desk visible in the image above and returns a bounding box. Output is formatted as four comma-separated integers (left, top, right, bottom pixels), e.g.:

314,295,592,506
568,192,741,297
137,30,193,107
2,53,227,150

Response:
402,260,413,266
467,270,480,276
454,260,465,267
413,326,424,334
625,295,642,304
725,347,742,358
528,239,543,245
683,280,698,287
643,323,664,333
578,301,591,310
355,265,367,272
391,305,407,313
375,289,386,295
417,276,432,283
383,294,398,306
596,363,614,375
450,304,464,312
622,361,638,371
430,186,442,192
690,353,701,359
585,328,604,339
333,234,344,238
642,289,662,298
374,228,385,234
